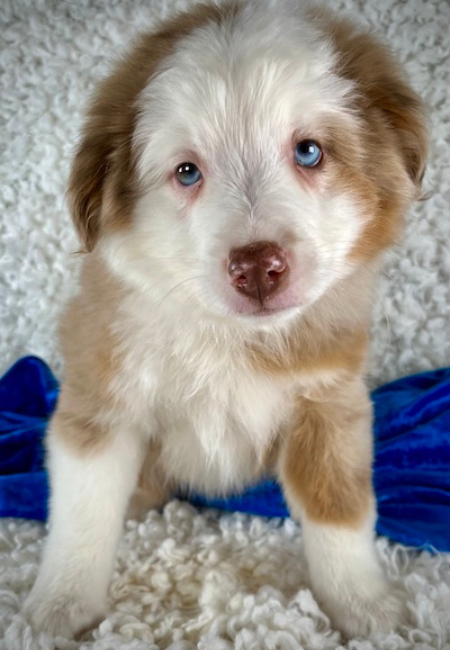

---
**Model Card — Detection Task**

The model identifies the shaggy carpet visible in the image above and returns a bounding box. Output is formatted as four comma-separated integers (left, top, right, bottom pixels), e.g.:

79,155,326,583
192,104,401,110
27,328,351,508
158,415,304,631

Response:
0,0,449,648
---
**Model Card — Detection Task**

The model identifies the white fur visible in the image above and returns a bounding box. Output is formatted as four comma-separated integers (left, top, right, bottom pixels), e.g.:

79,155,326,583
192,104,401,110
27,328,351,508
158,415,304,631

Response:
105,285,296,494
300,513,405,638
23,428,145,637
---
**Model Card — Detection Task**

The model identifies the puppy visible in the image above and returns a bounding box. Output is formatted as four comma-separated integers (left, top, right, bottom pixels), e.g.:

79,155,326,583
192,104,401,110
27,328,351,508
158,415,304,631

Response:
24,0,427,639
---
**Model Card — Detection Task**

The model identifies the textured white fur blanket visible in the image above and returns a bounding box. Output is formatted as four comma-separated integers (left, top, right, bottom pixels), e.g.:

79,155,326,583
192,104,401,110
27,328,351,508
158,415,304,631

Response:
1,0,449,648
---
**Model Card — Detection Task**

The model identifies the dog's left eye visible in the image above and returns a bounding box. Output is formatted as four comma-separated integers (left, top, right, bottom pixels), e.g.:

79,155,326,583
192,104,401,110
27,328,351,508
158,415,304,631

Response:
176,162,202,186
294,140,323,167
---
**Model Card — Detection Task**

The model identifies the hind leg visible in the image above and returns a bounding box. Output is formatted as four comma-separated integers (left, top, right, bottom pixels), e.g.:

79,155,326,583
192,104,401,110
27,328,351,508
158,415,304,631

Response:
126,440,172,520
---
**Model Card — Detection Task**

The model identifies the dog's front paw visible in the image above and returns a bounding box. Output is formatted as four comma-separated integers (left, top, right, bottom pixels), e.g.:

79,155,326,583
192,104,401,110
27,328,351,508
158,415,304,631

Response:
325,585,406,638
23,586,105,638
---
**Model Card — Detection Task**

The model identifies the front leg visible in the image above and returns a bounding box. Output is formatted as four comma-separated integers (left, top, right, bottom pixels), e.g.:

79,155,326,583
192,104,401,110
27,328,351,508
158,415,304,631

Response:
279,378,405,638
23,410,145,638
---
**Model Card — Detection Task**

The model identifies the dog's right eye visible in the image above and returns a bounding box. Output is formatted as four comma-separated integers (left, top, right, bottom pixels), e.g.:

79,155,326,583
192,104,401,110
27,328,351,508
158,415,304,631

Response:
176,162,202,186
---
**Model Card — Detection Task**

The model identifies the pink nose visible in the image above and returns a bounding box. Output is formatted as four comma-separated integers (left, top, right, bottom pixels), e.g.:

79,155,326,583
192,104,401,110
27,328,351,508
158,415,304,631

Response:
228,241,289,304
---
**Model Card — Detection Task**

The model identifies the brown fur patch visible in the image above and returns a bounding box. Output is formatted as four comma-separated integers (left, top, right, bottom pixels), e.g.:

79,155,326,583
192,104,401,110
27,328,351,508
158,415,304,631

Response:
50,408,110,456
311,6,428,188
52,256,125,454
279,381,373,526
68,1,240,252
127,441,173,519
308,8,428,263
328,152,405,262
247,324,368,378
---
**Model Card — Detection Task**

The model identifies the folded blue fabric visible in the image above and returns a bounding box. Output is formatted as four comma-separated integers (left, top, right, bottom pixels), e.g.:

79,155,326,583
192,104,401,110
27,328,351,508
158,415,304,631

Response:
0,357,57,521
1,357,449,551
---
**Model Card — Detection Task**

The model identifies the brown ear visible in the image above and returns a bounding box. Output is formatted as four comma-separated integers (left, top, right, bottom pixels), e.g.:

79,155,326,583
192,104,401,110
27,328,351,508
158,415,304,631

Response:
349,39,427,192
67,58,143,253
68,127,113,252
361,67,428,192
312,10,428,193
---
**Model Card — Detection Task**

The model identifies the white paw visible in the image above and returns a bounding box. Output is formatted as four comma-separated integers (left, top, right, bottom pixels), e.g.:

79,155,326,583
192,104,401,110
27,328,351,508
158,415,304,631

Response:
23,586,105,638
325,586,406,638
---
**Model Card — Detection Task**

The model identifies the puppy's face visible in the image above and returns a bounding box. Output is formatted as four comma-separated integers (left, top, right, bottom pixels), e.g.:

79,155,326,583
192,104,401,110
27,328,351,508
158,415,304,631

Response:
70,1,427,325
131,27,363,321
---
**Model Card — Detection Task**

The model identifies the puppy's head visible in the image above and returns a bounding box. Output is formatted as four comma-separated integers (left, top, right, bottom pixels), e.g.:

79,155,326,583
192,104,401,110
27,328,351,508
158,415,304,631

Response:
69,0,427,325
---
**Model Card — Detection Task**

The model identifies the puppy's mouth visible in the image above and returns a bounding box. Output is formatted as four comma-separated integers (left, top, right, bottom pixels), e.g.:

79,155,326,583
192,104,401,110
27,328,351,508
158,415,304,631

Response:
230,293,302,318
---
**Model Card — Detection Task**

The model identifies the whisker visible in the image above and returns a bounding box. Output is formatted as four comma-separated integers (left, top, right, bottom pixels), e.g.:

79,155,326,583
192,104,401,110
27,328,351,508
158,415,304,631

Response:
156,275,209,308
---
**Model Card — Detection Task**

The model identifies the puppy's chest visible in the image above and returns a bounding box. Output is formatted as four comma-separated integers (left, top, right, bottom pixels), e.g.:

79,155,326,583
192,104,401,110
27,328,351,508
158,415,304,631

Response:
138,339,293,494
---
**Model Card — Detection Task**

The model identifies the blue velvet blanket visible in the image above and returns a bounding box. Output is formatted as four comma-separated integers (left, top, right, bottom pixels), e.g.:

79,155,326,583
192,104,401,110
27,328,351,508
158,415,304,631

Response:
1,357,449,551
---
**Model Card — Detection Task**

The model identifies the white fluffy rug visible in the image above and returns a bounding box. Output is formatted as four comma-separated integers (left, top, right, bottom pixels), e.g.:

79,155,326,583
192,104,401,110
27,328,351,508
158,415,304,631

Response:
2,502,450,650
1,0,450,648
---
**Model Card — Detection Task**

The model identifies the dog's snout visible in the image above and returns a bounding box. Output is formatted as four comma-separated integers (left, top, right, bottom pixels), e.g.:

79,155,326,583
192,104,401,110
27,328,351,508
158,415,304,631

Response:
228,241,289,304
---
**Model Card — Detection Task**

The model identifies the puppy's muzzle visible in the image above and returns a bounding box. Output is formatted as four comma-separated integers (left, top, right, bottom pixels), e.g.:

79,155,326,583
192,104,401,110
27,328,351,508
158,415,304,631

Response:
228,241,289,305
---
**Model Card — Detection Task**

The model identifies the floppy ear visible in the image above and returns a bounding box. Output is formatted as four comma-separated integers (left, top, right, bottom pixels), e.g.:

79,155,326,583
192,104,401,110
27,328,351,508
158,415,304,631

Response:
68,126,113,252
364,71,428,192
314,10,428,194
67,61,141,253
341,38,427,192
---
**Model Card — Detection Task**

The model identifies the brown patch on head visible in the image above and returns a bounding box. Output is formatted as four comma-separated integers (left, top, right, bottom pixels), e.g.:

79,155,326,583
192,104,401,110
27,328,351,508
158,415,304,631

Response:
279,380,374,527
69,1,240,252
309,8,428,262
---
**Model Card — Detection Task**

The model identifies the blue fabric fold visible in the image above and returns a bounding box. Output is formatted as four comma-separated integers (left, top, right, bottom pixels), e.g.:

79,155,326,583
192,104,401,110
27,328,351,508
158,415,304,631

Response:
0,356,449,551
0,356,57,520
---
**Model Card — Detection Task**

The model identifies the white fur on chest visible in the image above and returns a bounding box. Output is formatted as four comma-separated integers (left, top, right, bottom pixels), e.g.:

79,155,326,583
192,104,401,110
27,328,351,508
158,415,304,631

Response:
113,299,292,495
155,356,288,495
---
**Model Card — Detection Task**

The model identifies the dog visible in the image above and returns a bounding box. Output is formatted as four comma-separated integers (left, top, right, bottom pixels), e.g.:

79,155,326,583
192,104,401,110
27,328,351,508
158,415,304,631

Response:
23,0,427,639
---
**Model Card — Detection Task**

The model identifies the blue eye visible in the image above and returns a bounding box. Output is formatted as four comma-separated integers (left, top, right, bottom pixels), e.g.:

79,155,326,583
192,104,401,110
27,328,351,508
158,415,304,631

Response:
176,162,202,186
294,140,323,167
